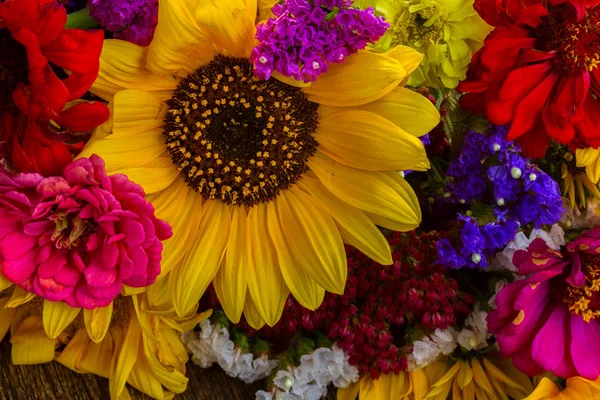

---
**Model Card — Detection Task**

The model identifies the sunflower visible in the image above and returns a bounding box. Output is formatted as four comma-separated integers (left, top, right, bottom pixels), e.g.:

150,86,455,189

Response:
80,0,441,328
364,0,492,88
560,148,600,209
336,371,414,400
525,376,600,400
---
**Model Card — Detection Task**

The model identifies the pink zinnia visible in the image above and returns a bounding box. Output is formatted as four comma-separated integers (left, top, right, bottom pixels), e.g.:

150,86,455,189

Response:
488,231,600,380
0,155,172,309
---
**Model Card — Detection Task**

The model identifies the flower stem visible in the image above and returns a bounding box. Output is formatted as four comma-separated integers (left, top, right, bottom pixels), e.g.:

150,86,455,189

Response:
65,8,100,30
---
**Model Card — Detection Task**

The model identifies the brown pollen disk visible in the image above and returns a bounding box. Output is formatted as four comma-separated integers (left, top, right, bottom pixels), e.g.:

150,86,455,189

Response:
0,29,28,112
164,55,319,207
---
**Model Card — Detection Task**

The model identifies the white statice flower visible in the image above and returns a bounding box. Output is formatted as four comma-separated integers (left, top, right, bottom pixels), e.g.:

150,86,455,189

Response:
562,197,600,230
457,305,489,351
184,320,279,384
488,279,508,310
491,226,565,272
257,345,358,400
407,328,458,370
431,328,458,355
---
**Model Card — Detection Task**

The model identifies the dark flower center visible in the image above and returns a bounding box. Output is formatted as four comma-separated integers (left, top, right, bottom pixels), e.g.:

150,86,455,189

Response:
164,56,319,207
0,29,29,112
51,212,97,249
538,6,600,73
561,253,600,321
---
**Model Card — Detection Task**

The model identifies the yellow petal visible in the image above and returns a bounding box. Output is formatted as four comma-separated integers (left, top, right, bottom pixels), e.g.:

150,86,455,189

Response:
11,316,56,365
43,300,81,339
523,378,560,400
110,316,142,399
6,287,35,308
470,359,496,397
0,272,12,291
576,147,600,168
310,153,421,230
337,381,360,400
411,368,430,400
273,187,347,294
93,39,179,102
315,110,428,171
374,372,411,399
426,362,460,399
112,155,181,195
84,304,113,343
127,356,165,400
147,179,203,280
385,45,425,76
171,200,230,317
318,87,440,138
267,197,325,310
246,203,290,326
0,297,17,341
457,361,474,389
55,329,91,373
257,0,277,22
213,207,249,323
302,50,407,106
110,89,167,138
139,333,189,395
482,358,526,391
243,291,267,330
359,377,375,400
298,175,392,265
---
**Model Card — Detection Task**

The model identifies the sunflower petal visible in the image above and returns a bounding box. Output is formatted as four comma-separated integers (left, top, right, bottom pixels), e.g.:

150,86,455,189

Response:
0,297,17,341
11,316,56,365
110,89,167,137
110,316,142,399
243,291,267,330
302,50,407,106
213,207,248,323
92,39,179,102
84,304,113,343
337,381,360,400
7,287,36,308
246,204,290,326
274,187,347,294
315,110,428,171
0,273,12,291
385,45,424,76
43,300,81,339
171,200,230,317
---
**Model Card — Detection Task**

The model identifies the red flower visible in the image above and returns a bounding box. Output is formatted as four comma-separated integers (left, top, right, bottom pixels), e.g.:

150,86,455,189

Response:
458,0,600,158
0,0,109,176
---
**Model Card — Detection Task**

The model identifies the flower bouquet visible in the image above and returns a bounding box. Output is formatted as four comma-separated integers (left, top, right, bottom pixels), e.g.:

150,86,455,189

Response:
1,0,600,399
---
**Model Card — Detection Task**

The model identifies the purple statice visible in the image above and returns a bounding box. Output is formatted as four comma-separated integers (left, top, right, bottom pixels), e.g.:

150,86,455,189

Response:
436,126,563,269
87,0,158,46
250,0,389,82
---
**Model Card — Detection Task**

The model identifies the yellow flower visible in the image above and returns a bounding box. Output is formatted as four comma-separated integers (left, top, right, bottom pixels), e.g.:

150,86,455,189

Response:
561,148,600,209
337,371,413,400
81,0,440,329
524,376,600,400
363,0,492,88
422,357,534,400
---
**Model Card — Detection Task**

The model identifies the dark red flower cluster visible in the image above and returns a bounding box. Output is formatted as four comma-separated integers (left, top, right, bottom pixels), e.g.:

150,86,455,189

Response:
238,231,473,379
459,0,600,158
0,0,109,176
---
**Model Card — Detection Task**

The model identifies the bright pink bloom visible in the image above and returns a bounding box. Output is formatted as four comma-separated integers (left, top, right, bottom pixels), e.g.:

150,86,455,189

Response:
0,154,172,309
488,231,600,380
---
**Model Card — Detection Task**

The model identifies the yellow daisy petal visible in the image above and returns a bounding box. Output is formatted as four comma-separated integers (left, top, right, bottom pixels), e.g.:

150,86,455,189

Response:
385,45,424,76
302,50,408,106
310,153,421,230
523,378,561,400
171,200,230,317
0,297,17,342
0,273,12,291
110,315,142,399
213,207,249,323
337,381,360,400
84,304,114,344
92,39,179,102
315,110,428,171
7,287,35,308
11,317,56,365
319,87,440,138
243,291,267,330
42,300,81,340
55,329,91,373
246,203,290,326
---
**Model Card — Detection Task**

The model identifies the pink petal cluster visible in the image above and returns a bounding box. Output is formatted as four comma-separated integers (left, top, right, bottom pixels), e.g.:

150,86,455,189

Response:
0,155,172,309
488,232,600,380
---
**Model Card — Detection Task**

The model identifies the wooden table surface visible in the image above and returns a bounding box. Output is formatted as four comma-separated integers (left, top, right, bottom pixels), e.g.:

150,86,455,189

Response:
0,338,338,400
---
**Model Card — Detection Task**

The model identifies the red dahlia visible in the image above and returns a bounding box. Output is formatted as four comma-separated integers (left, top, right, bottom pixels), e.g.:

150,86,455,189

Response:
459,0,600,158
0,0,109,176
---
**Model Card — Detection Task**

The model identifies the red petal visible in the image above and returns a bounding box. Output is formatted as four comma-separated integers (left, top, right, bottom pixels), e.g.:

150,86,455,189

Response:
575,95,600,147
506,72,559,140
0,0,66,46
515,124,552,158
58,101,110,133
41,29,104,74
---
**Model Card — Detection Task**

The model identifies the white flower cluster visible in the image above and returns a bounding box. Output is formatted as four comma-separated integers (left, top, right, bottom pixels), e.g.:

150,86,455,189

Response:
182,320,279,384
491,225,565,272
256,345,359,400
408,305,490,369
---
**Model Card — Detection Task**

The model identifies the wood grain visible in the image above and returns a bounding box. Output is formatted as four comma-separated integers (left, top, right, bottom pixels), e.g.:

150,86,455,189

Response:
0,338,337,400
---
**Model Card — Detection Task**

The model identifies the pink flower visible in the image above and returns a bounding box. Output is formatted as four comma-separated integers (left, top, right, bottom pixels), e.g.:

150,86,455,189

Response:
488,230,600,380
0,155,172,309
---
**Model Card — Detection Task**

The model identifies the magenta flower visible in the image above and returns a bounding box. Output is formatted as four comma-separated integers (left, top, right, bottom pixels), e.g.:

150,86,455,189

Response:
0,155,172,309
488,231,600,380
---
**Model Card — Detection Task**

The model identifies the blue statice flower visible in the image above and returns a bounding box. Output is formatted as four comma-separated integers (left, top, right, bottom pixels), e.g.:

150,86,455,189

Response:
436,126,563,269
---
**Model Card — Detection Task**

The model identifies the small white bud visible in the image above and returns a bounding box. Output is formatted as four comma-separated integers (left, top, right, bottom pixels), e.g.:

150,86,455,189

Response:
492,143,501,152
511,167,522,179
496,198,505,206
283,377,294,390
399,171,405,178
459,199,466,204
529,173,537,181
471,253,482,264
312,61,320,69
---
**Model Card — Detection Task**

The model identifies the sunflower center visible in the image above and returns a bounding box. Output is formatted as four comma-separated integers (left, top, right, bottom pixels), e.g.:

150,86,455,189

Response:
392,7,444,49
539,6,600,73
164,56,319,206
0,29,28,112
562,253,600,322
